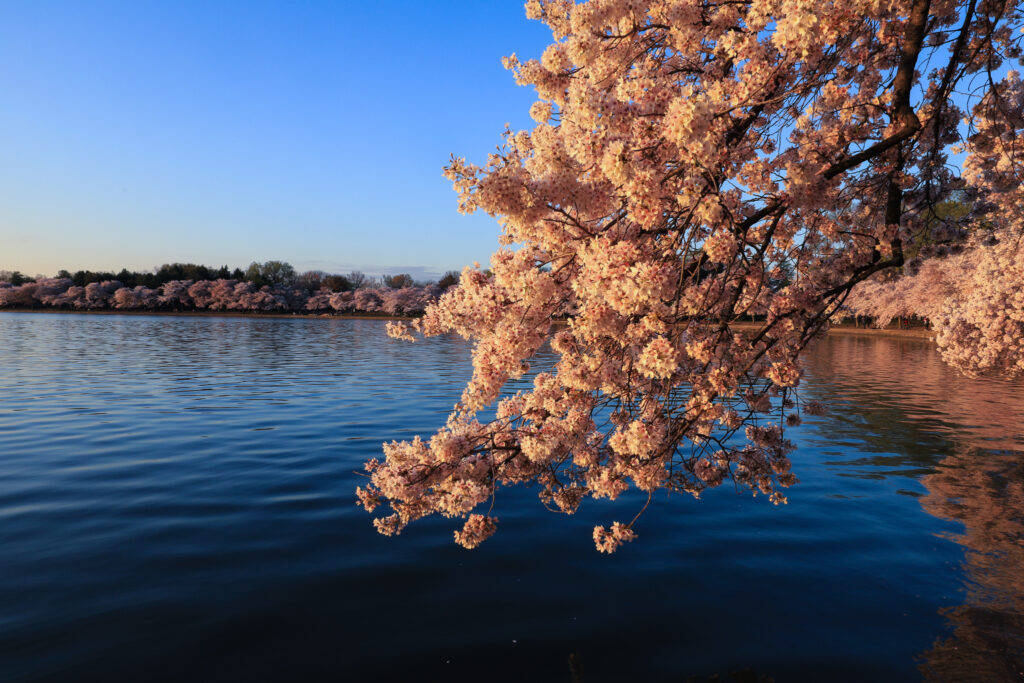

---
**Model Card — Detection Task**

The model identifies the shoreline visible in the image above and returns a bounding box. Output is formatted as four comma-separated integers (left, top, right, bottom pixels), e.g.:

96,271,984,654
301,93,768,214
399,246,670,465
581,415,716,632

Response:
729,320,934,340
0,308,936,339
0,308,417,322
823,324,934,339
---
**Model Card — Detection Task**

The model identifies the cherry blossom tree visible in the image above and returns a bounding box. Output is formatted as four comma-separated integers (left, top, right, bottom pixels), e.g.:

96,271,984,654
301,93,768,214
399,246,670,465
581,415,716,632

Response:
329,290,357,313
381,285,442,316
354,288,385,314
187,280,215,309
0,282,34,307
158,280,194,309
304,288,334,312
367,0,1024,551
111,285,158,309
843,256,954,327
52,286,86,308
82,281,122,309
382,273,415,289
34,277,74,302
0,273,443,316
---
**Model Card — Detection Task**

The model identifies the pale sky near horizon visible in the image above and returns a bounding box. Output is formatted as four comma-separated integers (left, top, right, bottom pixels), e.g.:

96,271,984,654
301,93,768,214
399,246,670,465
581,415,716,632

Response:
0,1,552,279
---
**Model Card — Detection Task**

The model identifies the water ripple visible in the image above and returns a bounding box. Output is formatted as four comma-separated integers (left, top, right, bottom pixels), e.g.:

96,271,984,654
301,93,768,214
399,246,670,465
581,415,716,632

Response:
0,312,1022,682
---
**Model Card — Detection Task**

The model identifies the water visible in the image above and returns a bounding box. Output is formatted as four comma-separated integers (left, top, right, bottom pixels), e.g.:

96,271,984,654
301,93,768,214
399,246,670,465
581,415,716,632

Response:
0,312,1021,682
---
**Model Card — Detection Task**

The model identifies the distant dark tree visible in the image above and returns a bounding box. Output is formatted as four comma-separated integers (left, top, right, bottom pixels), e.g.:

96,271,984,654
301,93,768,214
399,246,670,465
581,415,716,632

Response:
23,263,249,292
383,273,414,289
263,261,296,286
0,270,27,285
322,274,352,292
244,263,264,286
136,271,157,288
297,270,326,292
245,261,296,287
153,263,214,284
437,271,460,289
187,264,214,281
160,264,186,282
115,268,136,288
71,270,116,287
346,271,367,290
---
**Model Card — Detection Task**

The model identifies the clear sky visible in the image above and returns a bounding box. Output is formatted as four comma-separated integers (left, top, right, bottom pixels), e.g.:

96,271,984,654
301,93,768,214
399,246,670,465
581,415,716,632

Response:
0,1,553,279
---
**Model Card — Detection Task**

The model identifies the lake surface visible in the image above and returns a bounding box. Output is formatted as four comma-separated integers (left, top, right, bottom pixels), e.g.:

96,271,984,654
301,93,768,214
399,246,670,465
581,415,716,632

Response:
1,312,1022,682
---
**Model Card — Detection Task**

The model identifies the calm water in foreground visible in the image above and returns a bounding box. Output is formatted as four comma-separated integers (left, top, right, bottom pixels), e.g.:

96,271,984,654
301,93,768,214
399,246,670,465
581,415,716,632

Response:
1,312,1022,682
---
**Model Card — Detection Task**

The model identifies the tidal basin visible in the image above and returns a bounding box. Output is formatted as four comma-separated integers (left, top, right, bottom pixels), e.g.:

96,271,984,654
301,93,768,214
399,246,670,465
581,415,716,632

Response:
1,312,1022,681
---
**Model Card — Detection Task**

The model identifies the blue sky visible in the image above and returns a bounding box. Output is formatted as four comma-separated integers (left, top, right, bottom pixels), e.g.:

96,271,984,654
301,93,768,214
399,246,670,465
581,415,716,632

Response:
0,1,553,279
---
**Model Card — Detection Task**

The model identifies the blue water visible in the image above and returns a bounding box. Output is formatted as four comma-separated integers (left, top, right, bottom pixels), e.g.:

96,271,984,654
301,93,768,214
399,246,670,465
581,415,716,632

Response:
0,312,1022,682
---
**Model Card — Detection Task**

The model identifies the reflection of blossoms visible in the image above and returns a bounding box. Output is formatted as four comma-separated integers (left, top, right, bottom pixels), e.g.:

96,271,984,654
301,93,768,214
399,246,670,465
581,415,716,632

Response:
919,448,1024,680
797,334,1024,677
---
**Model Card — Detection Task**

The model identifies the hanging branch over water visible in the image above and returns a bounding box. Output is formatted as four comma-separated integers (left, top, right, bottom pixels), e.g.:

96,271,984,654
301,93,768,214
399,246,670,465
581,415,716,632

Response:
362,0,1024,551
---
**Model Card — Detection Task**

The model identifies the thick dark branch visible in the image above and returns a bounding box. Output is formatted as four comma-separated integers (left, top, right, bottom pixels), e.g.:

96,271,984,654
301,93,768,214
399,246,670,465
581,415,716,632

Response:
883,0,932,261
826,0,930,182
885,170,904,227
658,0,935,285
820,120,922,180
936,0,978,106
892,0,933,115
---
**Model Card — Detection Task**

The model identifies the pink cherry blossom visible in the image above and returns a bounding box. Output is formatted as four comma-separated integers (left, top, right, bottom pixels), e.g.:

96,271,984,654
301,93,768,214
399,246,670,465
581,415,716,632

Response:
366,0,1024,552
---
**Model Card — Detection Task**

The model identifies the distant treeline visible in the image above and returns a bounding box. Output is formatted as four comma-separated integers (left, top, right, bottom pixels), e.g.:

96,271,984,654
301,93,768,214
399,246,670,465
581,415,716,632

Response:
0,261,462,316
0,261,460,291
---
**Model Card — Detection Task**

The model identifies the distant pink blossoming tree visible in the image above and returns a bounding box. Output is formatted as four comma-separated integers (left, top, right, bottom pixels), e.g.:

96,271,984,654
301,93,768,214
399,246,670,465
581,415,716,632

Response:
0,277,442,316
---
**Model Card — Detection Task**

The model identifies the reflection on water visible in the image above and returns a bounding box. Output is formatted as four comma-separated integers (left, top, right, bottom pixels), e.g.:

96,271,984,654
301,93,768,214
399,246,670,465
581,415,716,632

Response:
804,335,1024,454
0,314,1022,681
919,448,1024,681
803,335,1024,681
